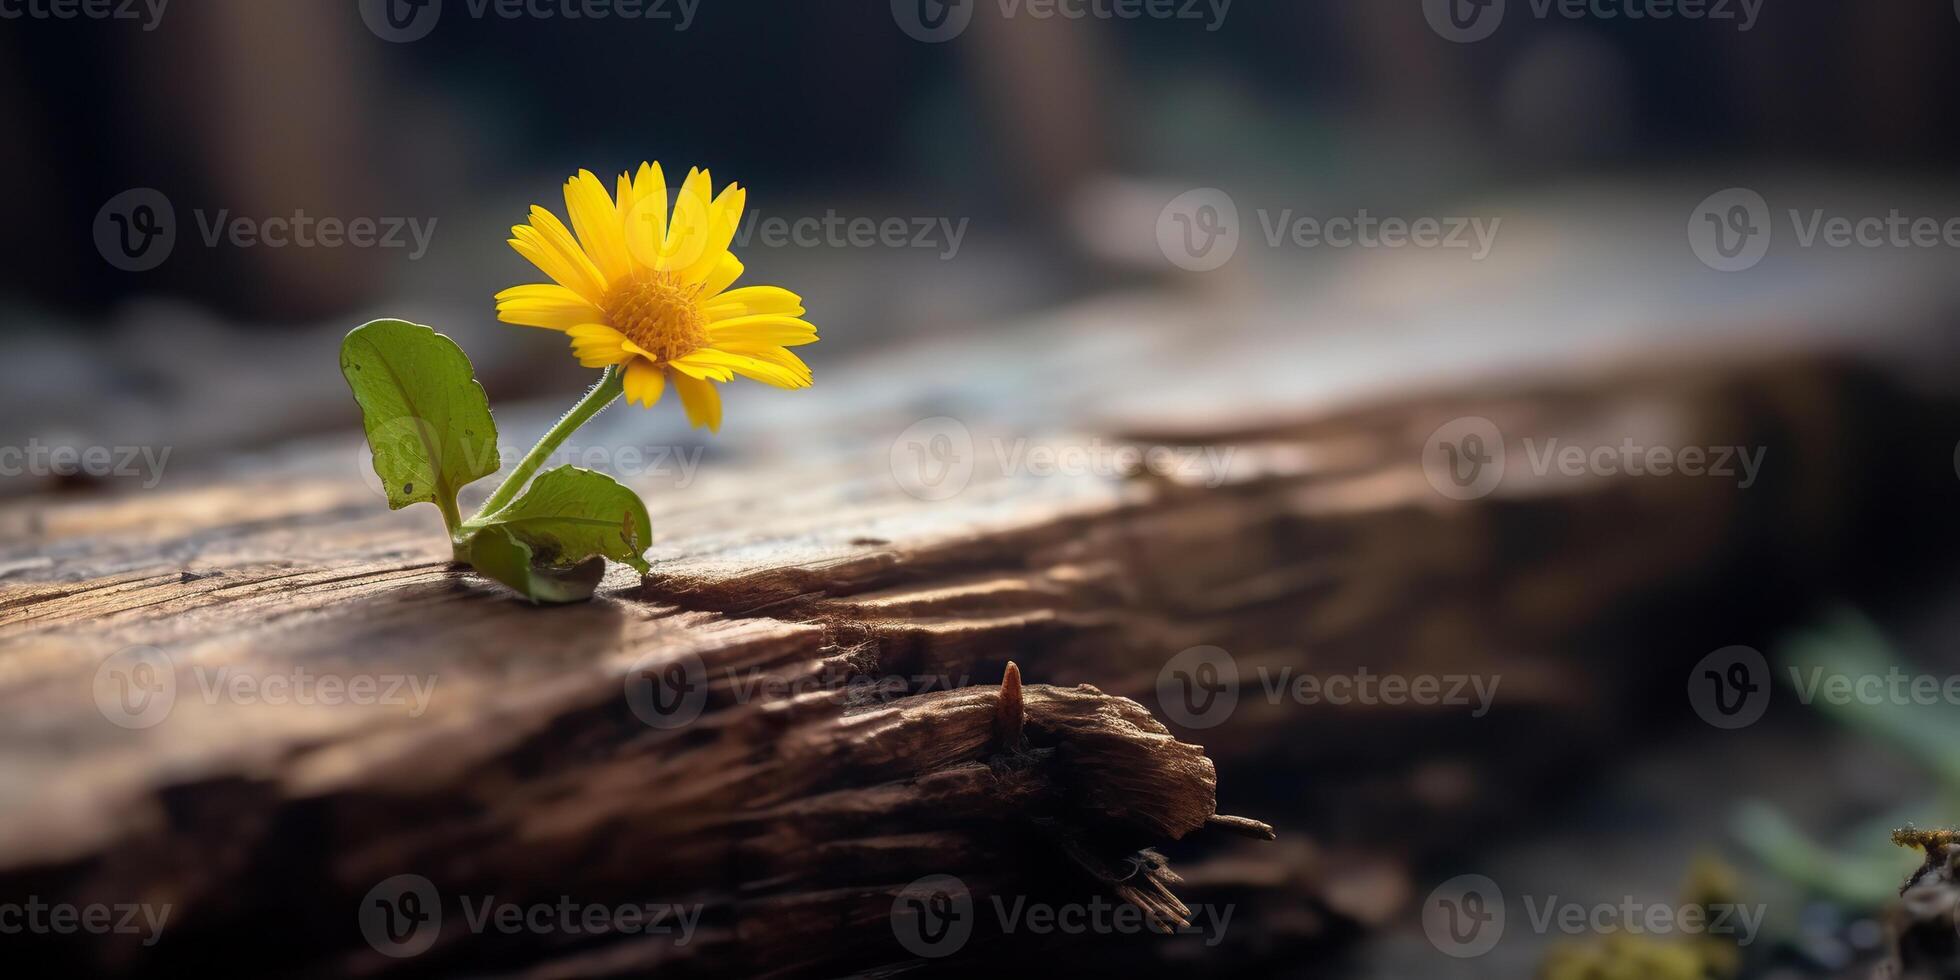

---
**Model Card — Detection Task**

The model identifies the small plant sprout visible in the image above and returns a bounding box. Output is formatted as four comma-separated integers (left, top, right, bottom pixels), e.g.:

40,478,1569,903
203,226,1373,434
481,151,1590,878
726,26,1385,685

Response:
342,163,819,603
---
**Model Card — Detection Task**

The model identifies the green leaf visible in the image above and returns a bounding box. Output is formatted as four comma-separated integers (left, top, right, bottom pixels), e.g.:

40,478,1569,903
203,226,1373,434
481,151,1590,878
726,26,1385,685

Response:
468,525,607,604
470,466,651,575
340,319,499,532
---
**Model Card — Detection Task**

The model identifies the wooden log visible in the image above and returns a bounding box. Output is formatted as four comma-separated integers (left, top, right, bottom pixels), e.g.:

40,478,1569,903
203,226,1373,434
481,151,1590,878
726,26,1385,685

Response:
1,309,1952,974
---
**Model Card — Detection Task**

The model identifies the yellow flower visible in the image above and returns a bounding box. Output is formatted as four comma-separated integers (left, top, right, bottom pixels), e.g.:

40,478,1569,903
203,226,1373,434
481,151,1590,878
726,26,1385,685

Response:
495,164,817,432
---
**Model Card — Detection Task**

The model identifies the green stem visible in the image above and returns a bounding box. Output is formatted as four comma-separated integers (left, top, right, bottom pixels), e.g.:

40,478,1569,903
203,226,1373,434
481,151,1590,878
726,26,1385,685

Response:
465,366,625,529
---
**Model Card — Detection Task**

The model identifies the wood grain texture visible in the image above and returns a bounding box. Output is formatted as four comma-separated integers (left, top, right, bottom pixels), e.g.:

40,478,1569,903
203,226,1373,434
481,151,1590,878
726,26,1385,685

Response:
2,294,1951,975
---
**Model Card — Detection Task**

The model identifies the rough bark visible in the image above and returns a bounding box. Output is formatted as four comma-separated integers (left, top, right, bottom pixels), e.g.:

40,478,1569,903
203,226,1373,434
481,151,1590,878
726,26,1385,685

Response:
1,339,1951,976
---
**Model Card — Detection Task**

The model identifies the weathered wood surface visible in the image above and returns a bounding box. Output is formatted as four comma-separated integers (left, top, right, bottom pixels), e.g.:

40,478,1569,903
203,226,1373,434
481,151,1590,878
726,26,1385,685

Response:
1,289,1952,976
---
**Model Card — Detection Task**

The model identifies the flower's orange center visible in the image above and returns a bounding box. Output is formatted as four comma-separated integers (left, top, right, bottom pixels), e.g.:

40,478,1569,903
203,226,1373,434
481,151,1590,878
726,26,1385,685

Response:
604,272,708,363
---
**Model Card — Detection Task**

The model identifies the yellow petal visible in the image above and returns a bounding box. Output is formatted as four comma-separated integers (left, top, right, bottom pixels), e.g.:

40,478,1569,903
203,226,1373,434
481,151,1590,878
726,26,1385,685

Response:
670,370,723,433
623,359,668,407
495,283,607,332
566,323,633,368
564,170,632,283
658,168,717,274
511,213,607,304
622,161,667,269
680,347,809,389
633,162,667,210
676,183,745,284
616,171,640,218
707,314,819,347
697,254,744,298
714,342,812,384
703,285,804,320
666,356,734,383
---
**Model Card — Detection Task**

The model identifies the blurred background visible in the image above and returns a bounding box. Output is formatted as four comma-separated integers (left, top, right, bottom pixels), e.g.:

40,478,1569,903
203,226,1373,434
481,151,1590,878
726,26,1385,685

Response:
7,1,1960,977
7,0,1959,472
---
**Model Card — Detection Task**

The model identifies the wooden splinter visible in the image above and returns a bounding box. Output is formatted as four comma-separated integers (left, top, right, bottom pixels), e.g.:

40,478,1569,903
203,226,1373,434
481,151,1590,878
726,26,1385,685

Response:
994,660,1027,751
